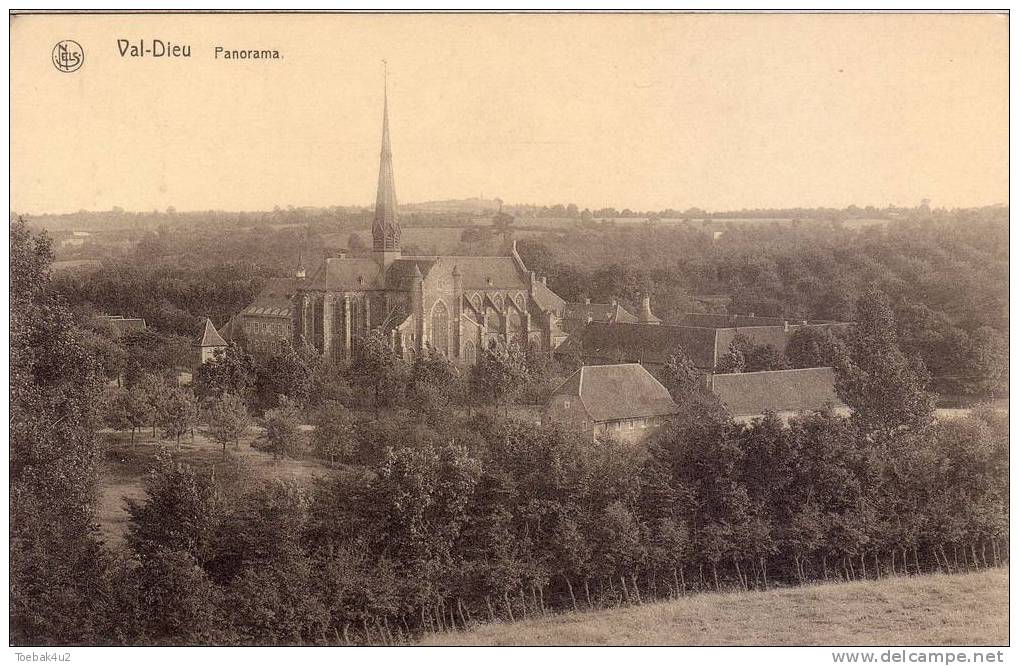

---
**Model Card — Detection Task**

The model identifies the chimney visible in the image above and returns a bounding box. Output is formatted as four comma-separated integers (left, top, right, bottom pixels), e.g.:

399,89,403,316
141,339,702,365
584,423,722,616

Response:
584,297,591,305
783,320,789,332
749,312,755,318
540,276,547,286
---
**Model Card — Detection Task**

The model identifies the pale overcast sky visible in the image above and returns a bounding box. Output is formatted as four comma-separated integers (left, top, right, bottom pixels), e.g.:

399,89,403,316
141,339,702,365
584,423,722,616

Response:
10,12,1008,214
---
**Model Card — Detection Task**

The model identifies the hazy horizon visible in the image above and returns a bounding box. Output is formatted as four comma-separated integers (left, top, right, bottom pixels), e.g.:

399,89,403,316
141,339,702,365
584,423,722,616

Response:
11,197,1009,220
11,13,1008,216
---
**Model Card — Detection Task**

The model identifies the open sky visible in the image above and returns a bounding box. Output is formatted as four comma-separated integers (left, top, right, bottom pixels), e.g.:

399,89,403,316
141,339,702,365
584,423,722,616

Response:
10,12,1008,214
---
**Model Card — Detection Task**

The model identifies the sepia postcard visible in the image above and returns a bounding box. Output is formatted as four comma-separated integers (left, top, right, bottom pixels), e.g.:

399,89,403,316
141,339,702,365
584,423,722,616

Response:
7,9,1009,660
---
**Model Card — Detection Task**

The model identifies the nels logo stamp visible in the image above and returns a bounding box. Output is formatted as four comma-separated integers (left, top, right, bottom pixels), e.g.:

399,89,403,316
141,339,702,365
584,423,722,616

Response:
52,40,84,72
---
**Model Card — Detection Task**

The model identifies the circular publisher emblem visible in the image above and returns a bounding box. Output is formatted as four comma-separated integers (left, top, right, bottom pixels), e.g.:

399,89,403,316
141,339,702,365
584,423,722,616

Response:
52,40,84,73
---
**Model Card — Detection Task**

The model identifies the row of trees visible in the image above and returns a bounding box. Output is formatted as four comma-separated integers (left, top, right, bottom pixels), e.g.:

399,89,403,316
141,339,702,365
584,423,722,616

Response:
84,350,1006,644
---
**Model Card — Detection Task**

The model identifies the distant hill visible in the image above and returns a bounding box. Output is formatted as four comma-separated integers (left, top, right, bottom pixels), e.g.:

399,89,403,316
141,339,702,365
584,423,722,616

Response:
400,197,503,215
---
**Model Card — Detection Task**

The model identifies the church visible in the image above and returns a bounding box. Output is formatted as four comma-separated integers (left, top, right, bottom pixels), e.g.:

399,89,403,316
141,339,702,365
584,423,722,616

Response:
236,80,567,364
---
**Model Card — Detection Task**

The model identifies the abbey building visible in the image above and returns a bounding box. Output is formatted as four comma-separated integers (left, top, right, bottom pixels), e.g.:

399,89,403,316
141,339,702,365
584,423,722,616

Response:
232,81,567,364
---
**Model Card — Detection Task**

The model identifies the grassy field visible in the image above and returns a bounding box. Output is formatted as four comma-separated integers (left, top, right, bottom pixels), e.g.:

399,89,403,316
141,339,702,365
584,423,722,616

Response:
420,567,1008,646
97,427,334,549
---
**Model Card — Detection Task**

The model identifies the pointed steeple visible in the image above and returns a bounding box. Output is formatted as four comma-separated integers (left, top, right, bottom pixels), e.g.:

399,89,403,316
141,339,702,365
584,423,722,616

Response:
372,61,400,256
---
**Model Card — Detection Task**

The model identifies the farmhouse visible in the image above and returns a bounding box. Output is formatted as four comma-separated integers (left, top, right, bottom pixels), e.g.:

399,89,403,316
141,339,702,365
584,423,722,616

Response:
557,305,850,372
546,363,679,443
557,321,721,370
707,367,848,423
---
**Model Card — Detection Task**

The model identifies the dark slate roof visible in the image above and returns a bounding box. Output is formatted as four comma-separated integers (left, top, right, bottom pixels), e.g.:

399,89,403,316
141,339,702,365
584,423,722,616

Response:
305,257,387,291
551,363,679,423
570,322,721,369
99,315,146,336
564,302,638,325
427,255,530,290
302,254,531,292
198,318,228,348
715,325,792,354
532,280,567,315
708,367,843,417
387,258,434,284
243,277,298,318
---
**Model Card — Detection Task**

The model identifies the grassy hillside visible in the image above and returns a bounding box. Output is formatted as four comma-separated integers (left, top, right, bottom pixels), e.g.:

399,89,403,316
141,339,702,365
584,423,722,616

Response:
421,568,1008,646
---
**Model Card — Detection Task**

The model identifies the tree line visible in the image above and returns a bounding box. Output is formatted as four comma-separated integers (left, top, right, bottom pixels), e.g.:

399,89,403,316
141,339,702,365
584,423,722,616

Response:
517,206,1008,400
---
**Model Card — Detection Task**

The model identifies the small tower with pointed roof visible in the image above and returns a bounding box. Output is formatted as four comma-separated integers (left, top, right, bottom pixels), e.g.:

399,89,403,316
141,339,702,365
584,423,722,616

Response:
638,293,662,325
372,61,401,268
195,317,228,365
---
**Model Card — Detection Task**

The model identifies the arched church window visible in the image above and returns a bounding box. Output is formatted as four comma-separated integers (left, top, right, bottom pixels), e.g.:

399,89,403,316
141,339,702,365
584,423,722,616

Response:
492,293,504,311
471,293,483,314
430,300,450,356
463,341,477,366
485,305,503,331
508,309,526,346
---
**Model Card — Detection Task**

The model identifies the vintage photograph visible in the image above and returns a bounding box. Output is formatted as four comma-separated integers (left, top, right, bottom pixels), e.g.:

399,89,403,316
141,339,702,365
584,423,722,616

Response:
8,10,1009,651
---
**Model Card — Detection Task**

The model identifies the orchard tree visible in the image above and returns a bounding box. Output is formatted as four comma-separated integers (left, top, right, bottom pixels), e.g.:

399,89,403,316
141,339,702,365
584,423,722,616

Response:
311,402,355,464
207,392,250,454
257,341,312,409
104,387,132,433
137,374,171,437
160,387,199,448
104,386,151,445
193,341,257,405
263,396,304,461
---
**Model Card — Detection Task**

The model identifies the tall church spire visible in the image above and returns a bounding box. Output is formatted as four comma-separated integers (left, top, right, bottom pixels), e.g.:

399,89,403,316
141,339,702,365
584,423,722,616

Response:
372,60,400,256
